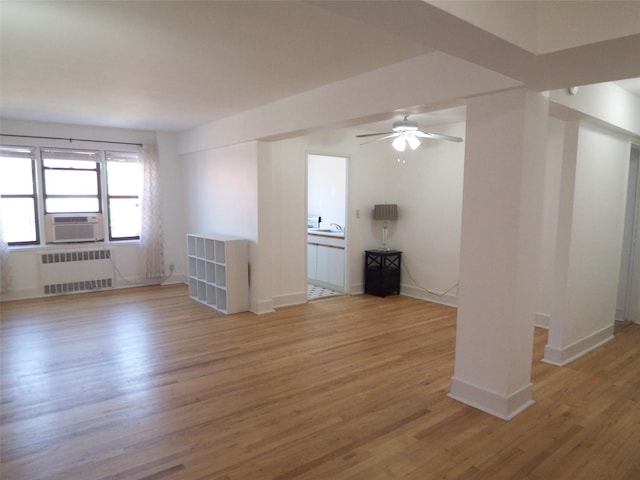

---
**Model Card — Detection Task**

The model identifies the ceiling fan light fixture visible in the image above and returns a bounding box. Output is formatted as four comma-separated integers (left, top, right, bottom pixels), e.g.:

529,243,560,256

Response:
407,135,421,150
392,116,419,132
392,136,406,151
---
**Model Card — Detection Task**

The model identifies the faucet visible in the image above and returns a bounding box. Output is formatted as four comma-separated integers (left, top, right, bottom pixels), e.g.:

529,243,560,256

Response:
330,223,343,231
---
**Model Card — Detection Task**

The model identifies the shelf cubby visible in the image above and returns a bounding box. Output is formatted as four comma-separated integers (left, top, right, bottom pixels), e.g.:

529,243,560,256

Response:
186,234,249,314
214,240,226,264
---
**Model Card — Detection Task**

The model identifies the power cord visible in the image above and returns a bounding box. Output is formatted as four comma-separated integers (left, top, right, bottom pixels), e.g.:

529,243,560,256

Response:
401,258,458,298
100,245,175,286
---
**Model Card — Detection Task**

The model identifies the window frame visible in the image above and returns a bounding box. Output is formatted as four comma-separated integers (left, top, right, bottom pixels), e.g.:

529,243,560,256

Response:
41,148,103,215
0,146,40,246
1,142,143,247
105,151,141,241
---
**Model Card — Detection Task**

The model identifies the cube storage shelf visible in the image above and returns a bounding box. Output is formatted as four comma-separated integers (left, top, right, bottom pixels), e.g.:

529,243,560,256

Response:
187,234,249,314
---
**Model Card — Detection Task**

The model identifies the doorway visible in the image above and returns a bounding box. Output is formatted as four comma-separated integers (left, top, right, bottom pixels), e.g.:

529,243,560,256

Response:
617,146,640,323
306,153,348,299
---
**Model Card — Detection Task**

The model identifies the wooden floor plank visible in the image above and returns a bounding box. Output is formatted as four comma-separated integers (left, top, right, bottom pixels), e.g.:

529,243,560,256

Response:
1,285,639,479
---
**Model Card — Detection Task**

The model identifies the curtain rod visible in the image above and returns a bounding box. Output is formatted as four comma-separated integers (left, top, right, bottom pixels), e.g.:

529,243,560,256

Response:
0,133,143,147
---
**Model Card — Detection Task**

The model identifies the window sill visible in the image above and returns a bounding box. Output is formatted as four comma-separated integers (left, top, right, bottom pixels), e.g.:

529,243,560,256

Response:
9,239,140,252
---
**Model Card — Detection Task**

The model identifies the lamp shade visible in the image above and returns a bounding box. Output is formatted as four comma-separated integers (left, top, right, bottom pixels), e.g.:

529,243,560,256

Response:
373,204,398,221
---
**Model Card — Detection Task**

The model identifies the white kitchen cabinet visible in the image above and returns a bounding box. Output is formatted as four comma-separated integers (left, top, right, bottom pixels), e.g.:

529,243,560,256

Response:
307,232,345,291
325,246,345,288
187,234,249,314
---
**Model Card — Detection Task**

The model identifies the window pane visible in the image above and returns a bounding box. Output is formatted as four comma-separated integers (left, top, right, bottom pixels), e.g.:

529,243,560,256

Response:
0,197,37,243
109,198,140,238
44,170,98,195
0,157,34,195
46,197,100,213
107,161,141,196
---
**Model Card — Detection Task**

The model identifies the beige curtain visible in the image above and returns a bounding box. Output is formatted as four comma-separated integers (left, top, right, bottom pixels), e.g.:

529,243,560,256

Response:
140,141,164,280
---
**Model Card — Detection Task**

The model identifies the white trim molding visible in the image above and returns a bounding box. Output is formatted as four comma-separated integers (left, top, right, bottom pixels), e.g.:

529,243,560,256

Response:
448,377,534,421
542,323,614,366
272,291,307,309
251,298,275,315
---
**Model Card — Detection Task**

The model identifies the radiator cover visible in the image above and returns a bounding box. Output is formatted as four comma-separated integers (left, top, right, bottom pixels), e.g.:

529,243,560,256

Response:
40,249,115,295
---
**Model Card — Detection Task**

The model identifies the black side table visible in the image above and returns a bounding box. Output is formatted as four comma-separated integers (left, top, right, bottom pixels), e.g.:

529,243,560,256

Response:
364,250,401,297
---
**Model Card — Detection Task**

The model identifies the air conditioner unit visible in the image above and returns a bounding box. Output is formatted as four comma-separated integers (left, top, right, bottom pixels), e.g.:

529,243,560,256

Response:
45,213,103,243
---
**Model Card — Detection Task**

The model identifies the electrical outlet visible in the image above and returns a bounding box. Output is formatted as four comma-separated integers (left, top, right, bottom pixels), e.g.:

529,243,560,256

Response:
356,209,360,219
169,263,175,272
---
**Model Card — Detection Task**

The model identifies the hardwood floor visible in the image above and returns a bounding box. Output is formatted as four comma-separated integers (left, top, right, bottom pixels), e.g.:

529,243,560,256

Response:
1,285,638,479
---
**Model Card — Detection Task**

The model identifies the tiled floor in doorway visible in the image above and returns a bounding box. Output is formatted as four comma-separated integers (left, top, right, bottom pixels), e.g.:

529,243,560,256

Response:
307,284,341,300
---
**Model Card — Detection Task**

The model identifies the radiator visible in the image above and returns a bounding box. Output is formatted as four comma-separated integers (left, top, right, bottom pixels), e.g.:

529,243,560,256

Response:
40,249,115,295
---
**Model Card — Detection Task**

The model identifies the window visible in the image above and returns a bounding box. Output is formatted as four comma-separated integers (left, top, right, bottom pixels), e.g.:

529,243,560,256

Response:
0,146,39,244
106,151,141,240
0,143,142,246
41,148,101,214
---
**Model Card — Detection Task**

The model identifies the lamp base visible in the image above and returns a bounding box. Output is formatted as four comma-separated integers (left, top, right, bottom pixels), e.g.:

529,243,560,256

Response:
380,223,390,251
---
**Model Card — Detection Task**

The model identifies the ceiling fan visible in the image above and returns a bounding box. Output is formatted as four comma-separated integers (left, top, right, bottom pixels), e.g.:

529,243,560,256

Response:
356,116,463,151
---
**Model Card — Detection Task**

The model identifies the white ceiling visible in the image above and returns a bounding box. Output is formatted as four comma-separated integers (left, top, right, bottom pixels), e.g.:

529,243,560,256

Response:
1,0,639,132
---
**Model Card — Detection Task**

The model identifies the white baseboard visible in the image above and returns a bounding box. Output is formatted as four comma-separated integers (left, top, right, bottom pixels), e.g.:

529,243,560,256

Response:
448,377,534,420
542,323,614,366
161,274,186,286
535,312,550,329
251,298,275,315
401,284,458,307
272,291,307,309
0,287,42,302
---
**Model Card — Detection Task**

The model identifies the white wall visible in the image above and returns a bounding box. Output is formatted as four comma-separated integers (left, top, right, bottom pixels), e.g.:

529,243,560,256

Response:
182,141,261,311
0,119,184,301
183,142,258,239
157,131,185,281
307,153,346,229
536,116,566,327
269,129,388,304
549,82,640,137
545,121,630,365
267,122,465,307
387,122,465,305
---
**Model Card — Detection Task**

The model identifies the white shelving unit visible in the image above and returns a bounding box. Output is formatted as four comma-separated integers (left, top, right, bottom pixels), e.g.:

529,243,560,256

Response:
187,233,249,314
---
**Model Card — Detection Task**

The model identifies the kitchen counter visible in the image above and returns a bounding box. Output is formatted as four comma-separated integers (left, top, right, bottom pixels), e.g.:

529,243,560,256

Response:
307,229,344,239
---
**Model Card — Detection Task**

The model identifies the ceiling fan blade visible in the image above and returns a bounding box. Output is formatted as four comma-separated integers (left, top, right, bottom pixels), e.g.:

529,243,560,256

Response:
356,131,394,138
360,133,399,145
414,131,463,142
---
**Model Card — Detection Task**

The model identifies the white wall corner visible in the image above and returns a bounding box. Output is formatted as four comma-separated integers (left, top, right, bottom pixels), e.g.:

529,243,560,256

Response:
542,323,614,366
535,312,551,329
448,377,534,421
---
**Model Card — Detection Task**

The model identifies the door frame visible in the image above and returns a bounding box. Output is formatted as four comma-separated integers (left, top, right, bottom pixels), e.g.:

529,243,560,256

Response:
305,151,350,295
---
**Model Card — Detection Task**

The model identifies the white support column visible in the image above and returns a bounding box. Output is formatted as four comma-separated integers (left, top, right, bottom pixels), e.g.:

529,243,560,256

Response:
449,89,548,420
